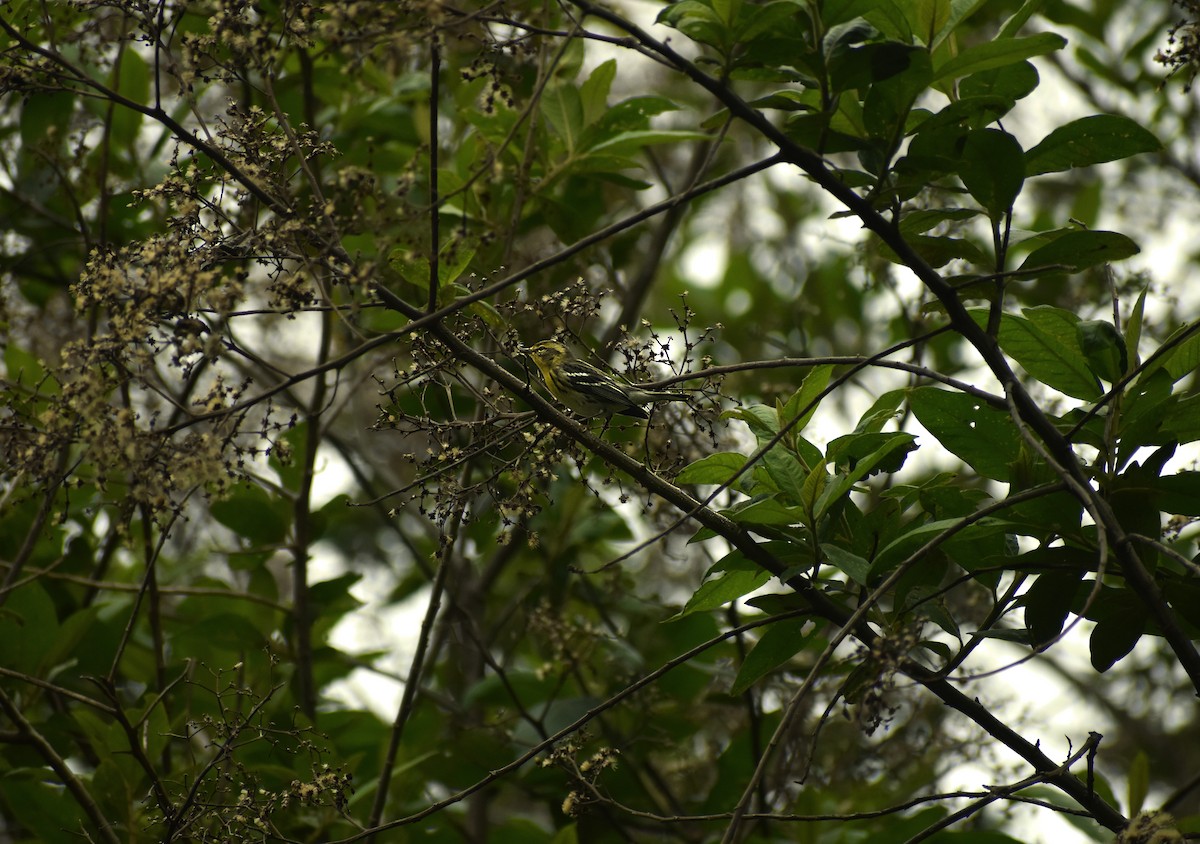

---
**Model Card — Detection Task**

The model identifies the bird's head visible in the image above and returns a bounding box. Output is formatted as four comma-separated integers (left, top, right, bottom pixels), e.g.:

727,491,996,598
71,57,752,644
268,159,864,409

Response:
521,339,570,367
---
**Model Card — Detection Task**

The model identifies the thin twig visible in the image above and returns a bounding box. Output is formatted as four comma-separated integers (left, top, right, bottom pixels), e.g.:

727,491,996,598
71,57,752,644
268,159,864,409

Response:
365,520,455,834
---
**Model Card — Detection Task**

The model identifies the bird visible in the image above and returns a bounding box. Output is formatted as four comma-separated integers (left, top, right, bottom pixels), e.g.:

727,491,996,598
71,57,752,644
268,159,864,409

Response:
520,339,692,419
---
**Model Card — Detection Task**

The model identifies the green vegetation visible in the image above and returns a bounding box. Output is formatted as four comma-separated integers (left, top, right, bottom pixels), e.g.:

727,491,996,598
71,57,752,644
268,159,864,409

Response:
1,1,1199,841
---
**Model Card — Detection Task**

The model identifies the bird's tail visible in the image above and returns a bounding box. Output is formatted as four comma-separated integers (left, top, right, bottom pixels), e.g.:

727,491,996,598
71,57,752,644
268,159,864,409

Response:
632,387,693,403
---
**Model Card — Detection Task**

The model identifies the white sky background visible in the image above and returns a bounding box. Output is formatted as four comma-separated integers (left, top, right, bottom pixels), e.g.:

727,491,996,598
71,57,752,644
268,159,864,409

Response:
303,3,1200,840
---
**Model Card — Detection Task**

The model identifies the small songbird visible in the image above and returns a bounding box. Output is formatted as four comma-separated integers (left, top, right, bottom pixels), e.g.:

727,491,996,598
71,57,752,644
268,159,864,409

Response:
521,339,691,419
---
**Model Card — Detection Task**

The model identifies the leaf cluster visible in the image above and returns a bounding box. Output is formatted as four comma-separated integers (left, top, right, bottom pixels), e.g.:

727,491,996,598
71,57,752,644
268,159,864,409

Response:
1,1,1199,843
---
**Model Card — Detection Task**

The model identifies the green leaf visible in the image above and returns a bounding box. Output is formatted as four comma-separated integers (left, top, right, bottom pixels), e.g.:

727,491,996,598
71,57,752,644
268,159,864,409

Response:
822,543,872,585
310,572,365,638
893,233,989,267
1164,576,1200,633
899,207,983,236
3,343,52,393
587,129,713,155
1025,114,1161,176
794,434,827,470
0,773,88,844
438,242,477,288
1107,447,1176,540
998,0,1047,38
724,496,806,526
864,4,913,41
823,0,883,27
669,567,772,621
1089,608,1147,672
569,152,649,178
712,0,740,29
269,422,309,492
541,84,584,152
750,89,819,111
904,0,952,45
816,433,918,519
1076,319,1128,383
957,129,1025,217
1162,394,1200,443
656,0,732,51
909,98,1016,139
730,617,811,694
959,60,1040,101
863,48,932,140
493,818,556,844
112,49,150,148
1018,230,1140,274
724,404,780,446
936,0,991,46
780,364,833,437
591,96,681,137
853,388,907,433
827,431,918,477
389,248,432,291
550,823,580,844
1125,285,1148,362
1018,306,1105,396
0,582,57,674
908,387,1021,480
1113,367,1171,451
579,59,616,126
1155,471,1200,516
762,446,810,508
1023,568,1086,646
1157,323,1200,382
211,483,291,545
42,606,102,678
20,92,75,148
823,16,877,56
171,612,270,661
829,39,917,94
1127,751,1150,815
918,638,954,660
933,32,1066,82
969,307,1102,400
799,459,830,516
735,0,807,43
784,111,870,153
678,452,749,485
871,516,1013,576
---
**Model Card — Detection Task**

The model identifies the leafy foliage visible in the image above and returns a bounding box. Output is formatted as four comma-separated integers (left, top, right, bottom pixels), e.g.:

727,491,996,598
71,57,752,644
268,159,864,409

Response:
1,1,1199,842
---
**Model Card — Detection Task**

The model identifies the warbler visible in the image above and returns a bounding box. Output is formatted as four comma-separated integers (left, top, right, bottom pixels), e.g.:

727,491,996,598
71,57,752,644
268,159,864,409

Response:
521,339,691,419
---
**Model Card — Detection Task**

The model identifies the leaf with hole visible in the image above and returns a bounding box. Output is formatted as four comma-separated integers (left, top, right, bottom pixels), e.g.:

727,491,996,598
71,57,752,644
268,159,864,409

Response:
909,387,1020,480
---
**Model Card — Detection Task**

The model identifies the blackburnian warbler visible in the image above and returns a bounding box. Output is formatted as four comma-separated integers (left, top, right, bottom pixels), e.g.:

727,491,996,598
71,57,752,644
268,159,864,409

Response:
521,339,691,419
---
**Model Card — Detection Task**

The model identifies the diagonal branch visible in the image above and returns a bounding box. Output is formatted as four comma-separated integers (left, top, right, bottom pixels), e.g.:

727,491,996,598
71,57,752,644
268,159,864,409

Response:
161,154,783,436
370,288,1129,833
